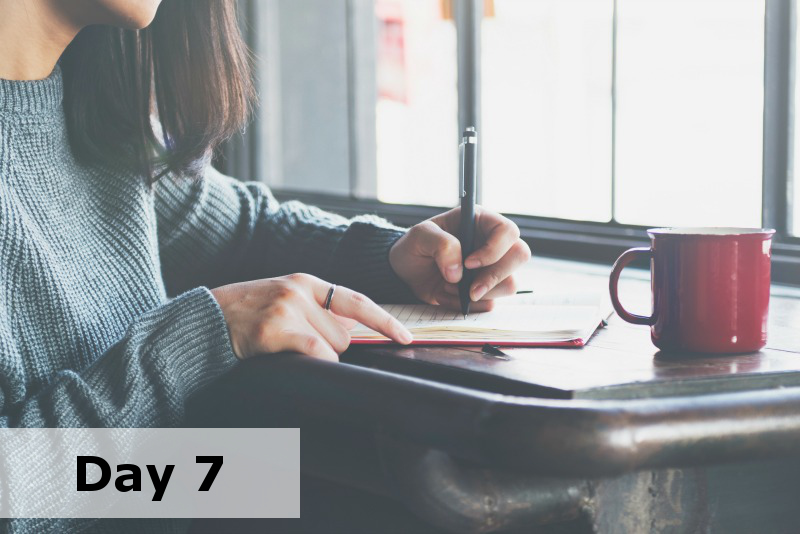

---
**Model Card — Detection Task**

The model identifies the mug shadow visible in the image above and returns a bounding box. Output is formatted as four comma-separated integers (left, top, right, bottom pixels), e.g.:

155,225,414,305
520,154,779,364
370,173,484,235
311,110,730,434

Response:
654,349,764,362
653,350,766,376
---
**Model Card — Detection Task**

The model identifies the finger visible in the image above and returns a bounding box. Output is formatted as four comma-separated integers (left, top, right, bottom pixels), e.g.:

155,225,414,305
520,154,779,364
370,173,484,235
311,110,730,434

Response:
291,274,411,343
306,303,352,354
282,327,339,362
442,282,459,296
327,286,413,344
432,291,496,313
429,206,463,235
409,221,463,284
480,275,518,299
470,240,531,301
488,278,517,299
333,315,359,330
464,211,521,270
287,275,396,338
442,276,517,300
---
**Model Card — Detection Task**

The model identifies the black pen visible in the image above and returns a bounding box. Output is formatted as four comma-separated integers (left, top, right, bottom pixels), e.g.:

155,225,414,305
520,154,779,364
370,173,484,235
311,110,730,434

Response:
458,127,478,318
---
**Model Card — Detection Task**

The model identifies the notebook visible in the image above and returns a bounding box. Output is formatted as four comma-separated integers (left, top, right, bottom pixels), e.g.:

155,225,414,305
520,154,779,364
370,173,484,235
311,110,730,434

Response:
350,293,611,347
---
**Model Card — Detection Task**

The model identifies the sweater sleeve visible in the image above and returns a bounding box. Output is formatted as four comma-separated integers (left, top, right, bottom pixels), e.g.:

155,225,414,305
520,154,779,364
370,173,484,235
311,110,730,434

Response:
0,287,237,430
154,166,418,303
0,289,236,530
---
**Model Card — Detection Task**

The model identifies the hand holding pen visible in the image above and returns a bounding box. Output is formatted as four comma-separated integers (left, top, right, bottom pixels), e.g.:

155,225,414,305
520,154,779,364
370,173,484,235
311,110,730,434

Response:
388,127,531,313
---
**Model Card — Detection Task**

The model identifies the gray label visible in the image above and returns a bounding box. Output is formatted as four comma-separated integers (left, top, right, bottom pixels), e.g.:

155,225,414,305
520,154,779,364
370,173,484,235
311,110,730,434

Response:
0,428,299,518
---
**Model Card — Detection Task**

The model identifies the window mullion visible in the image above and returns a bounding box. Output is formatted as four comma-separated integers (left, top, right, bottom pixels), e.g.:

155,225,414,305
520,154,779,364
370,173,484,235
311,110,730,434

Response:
611,0,619,223
455,0,483,203
763,0,793,236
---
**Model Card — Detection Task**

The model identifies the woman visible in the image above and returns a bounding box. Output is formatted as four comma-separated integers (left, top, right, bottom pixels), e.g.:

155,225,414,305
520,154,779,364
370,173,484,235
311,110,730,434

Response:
0,0,529,531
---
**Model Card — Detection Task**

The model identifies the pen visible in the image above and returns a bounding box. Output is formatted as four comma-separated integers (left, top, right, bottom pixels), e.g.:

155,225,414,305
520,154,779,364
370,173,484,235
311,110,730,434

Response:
458,126,478,318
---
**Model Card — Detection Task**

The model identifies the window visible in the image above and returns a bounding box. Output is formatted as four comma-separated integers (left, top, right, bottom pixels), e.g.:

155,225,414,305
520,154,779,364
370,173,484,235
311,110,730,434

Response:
482,0,613,222
615,0,764,227
371,0,768,227
375,0,459,207
234,0,800,285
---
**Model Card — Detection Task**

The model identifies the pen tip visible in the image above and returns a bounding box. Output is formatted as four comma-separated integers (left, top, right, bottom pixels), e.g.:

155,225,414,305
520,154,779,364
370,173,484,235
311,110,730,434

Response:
463,314,468,319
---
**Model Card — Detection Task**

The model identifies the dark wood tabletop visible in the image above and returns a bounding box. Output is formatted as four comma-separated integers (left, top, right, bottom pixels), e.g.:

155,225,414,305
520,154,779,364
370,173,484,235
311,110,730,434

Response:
190,258,800,533
343,258,800,400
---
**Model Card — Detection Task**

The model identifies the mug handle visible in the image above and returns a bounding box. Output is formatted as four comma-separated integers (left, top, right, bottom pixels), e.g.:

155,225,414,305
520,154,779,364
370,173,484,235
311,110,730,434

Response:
609,247,654,326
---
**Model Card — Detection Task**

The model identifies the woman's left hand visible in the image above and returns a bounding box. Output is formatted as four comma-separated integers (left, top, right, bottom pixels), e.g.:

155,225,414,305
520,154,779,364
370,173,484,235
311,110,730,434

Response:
389,206,531,311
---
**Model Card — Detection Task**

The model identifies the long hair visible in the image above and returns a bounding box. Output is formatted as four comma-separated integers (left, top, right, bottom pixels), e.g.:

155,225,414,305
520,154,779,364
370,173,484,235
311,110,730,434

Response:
60,0,254,181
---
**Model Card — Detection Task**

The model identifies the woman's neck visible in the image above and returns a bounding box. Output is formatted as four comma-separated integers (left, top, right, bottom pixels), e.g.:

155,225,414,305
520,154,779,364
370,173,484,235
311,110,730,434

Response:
0,0,83,80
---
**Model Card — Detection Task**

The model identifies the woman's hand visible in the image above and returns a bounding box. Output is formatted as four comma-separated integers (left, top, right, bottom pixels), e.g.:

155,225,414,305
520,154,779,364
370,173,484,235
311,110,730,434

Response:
211,274,413,361
389,206,530,311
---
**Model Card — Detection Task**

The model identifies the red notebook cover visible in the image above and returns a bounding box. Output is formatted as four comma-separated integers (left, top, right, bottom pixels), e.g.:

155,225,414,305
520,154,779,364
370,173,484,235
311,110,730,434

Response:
350,337,587,347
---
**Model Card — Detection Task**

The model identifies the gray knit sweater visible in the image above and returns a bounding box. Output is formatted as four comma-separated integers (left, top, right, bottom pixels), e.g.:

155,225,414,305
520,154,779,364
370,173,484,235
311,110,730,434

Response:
0,66,412,532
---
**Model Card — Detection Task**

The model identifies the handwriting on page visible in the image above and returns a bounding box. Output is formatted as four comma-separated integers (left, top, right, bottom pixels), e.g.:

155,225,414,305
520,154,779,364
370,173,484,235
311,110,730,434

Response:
350,304,598,335
381,304,487,325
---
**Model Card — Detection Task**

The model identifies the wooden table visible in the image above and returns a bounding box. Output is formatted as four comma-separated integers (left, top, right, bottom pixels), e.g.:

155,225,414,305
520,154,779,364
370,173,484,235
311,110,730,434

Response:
189,258,800,534
348,258,800,401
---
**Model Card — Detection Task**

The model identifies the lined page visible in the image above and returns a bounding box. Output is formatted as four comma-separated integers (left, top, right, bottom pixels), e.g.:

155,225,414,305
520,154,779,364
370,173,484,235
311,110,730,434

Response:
502,292,604,307
351,304,600,341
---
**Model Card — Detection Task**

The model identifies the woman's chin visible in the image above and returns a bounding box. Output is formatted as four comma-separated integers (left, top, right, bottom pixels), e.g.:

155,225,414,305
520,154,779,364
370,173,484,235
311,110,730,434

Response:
95,0,163,30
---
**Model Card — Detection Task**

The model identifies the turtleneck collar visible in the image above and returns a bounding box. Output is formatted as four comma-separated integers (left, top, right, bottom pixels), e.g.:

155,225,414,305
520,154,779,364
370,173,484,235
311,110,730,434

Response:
0,64,63,116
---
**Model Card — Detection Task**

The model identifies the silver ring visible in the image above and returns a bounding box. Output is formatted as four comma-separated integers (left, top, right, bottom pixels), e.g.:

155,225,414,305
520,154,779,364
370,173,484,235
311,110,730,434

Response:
324,285,336,311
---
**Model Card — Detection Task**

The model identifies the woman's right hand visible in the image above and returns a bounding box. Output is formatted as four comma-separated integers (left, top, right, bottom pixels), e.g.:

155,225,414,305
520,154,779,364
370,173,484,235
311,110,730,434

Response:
210,273,413,361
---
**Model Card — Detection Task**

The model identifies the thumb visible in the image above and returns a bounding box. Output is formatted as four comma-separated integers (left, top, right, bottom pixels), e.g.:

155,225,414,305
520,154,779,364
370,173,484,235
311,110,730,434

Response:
412,221,463,284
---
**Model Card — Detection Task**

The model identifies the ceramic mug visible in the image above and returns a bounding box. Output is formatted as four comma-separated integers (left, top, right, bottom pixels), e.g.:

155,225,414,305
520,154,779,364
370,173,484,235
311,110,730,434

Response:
609,228,775,354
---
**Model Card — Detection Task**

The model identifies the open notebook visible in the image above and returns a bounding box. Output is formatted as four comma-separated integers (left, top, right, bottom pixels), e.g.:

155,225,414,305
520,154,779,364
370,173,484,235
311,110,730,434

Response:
351,293,611,347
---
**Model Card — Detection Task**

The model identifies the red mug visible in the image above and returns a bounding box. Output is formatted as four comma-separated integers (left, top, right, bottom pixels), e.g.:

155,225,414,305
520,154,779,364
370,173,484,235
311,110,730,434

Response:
609,228,775,354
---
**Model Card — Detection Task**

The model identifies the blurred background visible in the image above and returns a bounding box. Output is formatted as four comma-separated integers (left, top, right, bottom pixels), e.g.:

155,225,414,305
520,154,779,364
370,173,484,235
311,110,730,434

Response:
220,0,799,282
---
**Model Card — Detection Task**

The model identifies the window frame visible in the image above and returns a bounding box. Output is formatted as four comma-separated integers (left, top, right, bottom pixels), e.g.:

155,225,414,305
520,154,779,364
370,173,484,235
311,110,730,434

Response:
228,0,800,286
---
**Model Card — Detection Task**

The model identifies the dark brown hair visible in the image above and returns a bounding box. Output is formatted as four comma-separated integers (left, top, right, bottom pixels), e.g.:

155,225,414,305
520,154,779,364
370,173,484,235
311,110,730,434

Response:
60,0,254,181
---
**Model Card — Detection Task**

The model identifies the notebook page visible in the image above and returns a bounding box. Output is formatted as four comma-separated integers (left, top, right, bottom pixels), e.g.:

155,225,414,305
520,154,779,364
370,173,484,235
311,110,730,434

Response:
503,292,604,307
350,304,599,338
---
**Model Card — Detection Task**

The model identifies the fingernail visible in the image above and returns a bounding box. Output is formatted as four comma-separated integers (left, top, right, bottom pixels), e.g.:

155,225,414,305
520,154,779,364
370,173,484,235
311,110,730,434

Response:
472,284,488,301
399,329,413,344
465,258,480,269
446,264,461,282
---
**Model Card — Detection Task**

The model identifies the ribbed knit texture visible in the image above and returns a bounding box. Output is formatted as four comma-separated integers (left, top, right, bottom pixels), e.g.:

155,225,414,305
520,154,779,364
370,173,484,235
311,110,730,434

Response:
0,65,414,533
